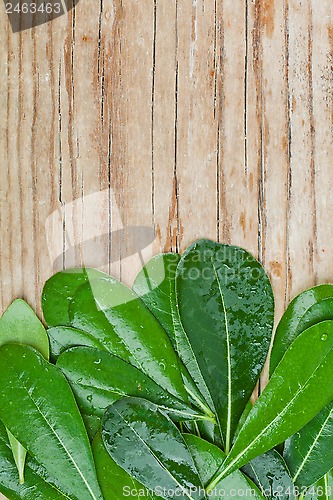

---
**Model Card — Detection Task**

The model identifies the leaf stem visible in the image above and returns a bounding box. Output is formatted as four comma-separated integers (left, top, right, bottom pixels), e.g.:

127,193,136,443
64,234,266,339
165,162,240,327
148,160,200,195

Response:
325,473,329,498
165,406,215,423
185,386,216,422
211,258,232,453
322,473,329,500
196,414,216,424
194,421,201,438
7,430,26,485
206,461,232,494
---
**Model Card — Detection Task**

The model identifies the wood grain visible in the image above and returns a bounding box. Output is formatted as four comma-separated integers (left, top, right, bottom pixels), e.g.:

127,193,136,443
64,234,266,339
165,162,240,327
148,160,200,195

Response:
1,0,333,495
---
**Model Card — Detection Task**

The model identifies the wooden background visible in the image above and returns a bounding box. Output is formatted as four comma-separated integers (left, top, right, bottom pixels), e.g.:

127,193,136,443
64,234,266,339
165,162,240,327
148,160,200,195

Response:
2,0,333,323
3,0,333,322
1,2,333,351
1,0,333,494
2,0,333,328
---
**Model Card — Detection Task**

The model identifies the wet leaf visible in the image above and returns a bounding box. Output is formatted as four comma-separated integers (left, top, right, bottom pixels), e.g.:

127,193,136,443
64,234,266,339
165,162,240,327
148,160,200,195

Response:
0,299,50,484
92,431,158,499
0,299,49,359
0,344,103,500
6,432,27,486
102,398,205,499
68,280,132,362
133,253,217,440
206,321,333,492
233,400,253,443
69,276,190,406
82,414,101,442
133,253,181,349
42,268,106,327
176,239,274,451
184,434,264,499
270,285,333,374
270,286,333,488
303,473,333,500
47,326,105,362
57,346,206,422
284,402,333,488
242,449,295,499
0,419,67,499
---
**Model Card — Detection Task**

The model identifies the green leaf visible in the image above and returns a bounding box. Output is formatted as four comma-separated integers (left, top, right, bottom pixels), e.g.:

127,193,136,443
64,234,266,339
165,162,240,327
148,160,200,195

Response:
133,253,217,439
68,279,132,362
174,294,221,446
182,419,219,450
242,449,295,499
284,402,333,488
0,299,50,484
233,400,253,443
82,414,101,442
183,434,264,499
0,344,103,499
173,302,216,422
0,419,68,499
92,431,158,499
295,299,333,336
102,397,205,499
176,239,274,451
47,326,105,361
57,346,207,422
303,473,333,500
6,431,26,486
0,299,49,358
69,276,190,406
206,321,333,492
270,285,333,374
42,268,106,327
314,473,333,500
133,253,181,349
270,286,333,488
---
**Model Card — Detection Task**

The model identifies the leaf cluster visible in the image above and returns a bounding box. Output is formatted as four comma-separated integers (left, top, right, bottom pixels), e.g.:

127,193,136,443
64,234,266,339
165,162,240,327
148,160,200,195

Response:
0,240,333,499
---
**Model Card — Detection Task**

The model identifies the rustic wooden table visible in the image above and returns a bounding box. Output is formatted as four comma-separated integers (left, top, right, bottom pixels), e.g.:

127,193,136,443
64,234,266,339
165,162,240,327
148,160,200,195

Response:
1,0,333,497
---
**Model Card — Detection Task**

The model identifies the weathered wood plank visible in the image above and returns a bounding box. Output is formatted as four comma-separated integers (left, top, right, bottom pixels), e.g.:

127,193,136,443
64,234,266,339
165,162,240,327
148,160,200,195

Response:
176,0,218,250
153,0,179,252
3,0,331,321
110,0,156,285
311,0,333,285
248,0,290,387
287,0,317,300
217,0,248,248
